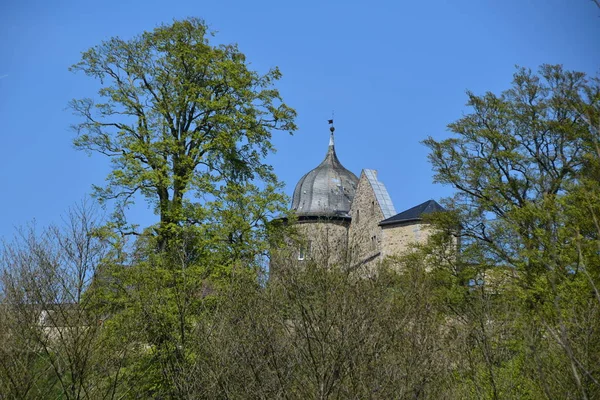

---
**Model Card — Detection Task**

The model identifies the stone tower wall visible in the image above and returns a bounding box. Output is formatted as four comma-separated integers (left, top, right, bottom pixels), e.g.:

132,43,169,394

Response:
348,173,385,267
270,218,350,272
295,219,349,266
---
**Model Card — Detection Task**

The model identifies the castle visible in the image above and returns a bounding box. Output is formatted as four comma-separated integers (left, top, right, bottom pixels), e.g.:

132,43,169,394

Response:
273,122,444,271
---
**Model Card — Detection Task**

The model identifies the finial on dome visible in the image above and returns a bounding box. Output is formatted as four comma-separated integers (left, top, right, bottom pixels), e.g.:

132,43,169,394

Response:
290,115,358,217
328,118,335,147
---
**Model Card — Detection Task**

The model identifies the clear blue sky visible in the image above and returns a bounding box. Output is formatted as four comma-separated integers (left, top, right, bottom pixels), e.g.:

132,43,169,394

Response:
1,0,598,239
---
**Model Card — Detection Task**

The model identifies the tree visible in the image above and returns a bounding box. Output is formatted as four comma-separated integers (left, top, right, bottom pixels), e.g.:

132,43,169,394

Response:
0,202,126,400
179,257,453,399
68,20,298,397
425,65,593,272
424,64,600,399
70,18,296,246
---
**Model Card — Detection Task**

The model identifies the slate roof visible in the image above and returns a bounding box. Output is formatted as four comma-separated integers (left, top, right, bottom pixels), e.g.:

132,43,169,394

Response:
363,169,396,219
379,199,445,226
291,132,359,217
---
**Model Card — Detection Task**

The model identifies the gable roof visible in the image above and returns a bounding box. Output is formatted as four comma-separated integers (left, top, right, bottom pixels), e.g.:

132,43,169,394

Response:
379,199,444,226
363,169,396,219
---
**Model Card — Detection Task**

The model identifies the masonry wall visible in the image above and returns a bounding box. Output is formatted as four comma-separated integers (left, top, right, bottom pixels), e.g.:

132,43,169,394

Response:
270,218,350,273
348,173,384,267
380,222,432,258
296,220,349,266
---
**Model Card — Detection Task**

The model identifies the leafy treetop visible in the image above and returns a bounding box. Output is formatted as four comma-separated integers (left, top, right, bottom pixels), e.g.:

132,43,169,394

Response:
70,18,296,242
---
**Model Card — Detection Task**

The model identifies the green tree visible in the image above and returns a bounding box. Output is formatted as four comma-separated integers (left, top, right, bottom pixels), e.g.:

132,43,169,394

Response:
70,17,296,246
68,18,297,398
424,64,600,399
183,258,453,399
424,65,594,274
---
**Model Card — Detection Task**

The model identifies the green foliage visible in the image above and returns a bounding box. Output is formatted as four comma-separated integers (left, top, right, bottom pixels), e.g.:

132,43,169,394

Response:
424,64,600,399
183,261,454,399
66,20,297,396
70,17,296,245
0,204,127,400
5,14,600,398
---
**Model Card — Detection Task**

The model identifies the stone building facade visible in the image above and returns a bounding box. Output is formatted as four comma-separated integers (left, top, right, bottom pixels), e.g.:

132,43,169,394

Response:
272,123,444,272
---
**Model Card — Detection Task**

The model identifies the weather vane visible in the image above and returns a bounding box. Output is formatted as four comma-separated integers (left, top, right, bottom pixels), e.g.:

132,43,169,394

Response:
328,111,335,133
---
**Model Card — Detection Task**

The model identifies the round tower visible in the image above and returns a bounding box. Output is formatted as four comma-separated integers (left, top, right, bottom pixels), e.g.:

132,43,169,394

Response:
287,123,358,265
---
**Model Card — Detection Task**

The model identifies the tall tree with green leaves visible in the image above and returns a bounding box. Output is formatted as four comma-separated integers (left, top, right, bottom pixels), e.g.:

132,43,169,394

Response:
70,18,296,247
68,19,297,397
424,65,598,275
424,64,600,399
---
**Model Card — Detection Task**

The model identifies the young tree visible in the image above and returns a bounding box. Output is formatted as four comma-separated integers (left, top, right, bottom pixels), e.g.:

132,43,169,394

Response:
177,256,455,399
0,203,126,400
70,18,296,246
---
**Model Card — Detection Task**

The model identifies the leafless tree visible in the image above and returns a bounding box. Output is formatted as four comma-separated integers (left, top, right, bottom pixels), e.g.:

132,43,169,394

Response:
0,201,127,400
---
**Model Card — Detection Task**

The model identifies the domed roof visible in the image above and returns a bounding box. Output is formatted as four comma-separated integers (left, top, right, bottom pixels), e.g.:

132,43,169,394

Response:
291,129,359,217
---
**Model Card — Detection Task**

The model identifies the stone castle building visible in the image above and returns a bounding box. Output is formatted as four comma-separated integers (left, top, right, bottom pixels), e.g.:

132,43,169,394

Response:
273,123,444,271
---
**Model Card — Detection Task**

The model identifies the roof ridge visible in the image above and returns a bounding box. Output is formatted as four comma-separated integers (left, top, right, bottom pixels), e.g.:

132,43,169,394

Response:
362,169,396,219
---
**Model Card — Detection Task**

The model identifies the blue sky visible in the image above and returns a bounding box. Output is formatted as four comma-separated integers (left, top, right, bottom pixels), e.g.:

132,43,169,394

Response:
0,0,599,239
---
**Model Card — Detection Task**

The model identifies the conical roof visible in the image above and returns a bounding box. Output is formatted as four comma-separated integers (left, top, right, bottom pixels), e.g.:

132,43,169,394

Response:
291,129,358,217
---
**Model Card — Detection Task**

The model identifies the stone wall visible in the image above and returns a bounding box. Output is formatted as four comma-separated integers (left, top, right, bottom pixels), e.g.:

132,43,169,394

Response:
272,168,445,275
380,222,432,258
348,172,385,267
296,219,350,266
270,218,350,273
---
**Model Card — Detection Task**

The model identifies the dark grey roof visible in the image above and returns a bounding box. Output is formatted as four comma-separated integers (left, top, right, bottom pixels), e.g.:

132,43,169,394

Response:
379,199,445,226
291,133,359,218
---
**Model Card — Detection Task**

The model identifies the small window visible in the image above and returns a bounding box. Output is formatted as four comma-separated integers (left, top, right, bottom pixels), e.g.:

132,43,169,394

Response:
370,235,377,251
298,241,311,261
356,209,360,224
298,245,306,260
370,201,375,216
